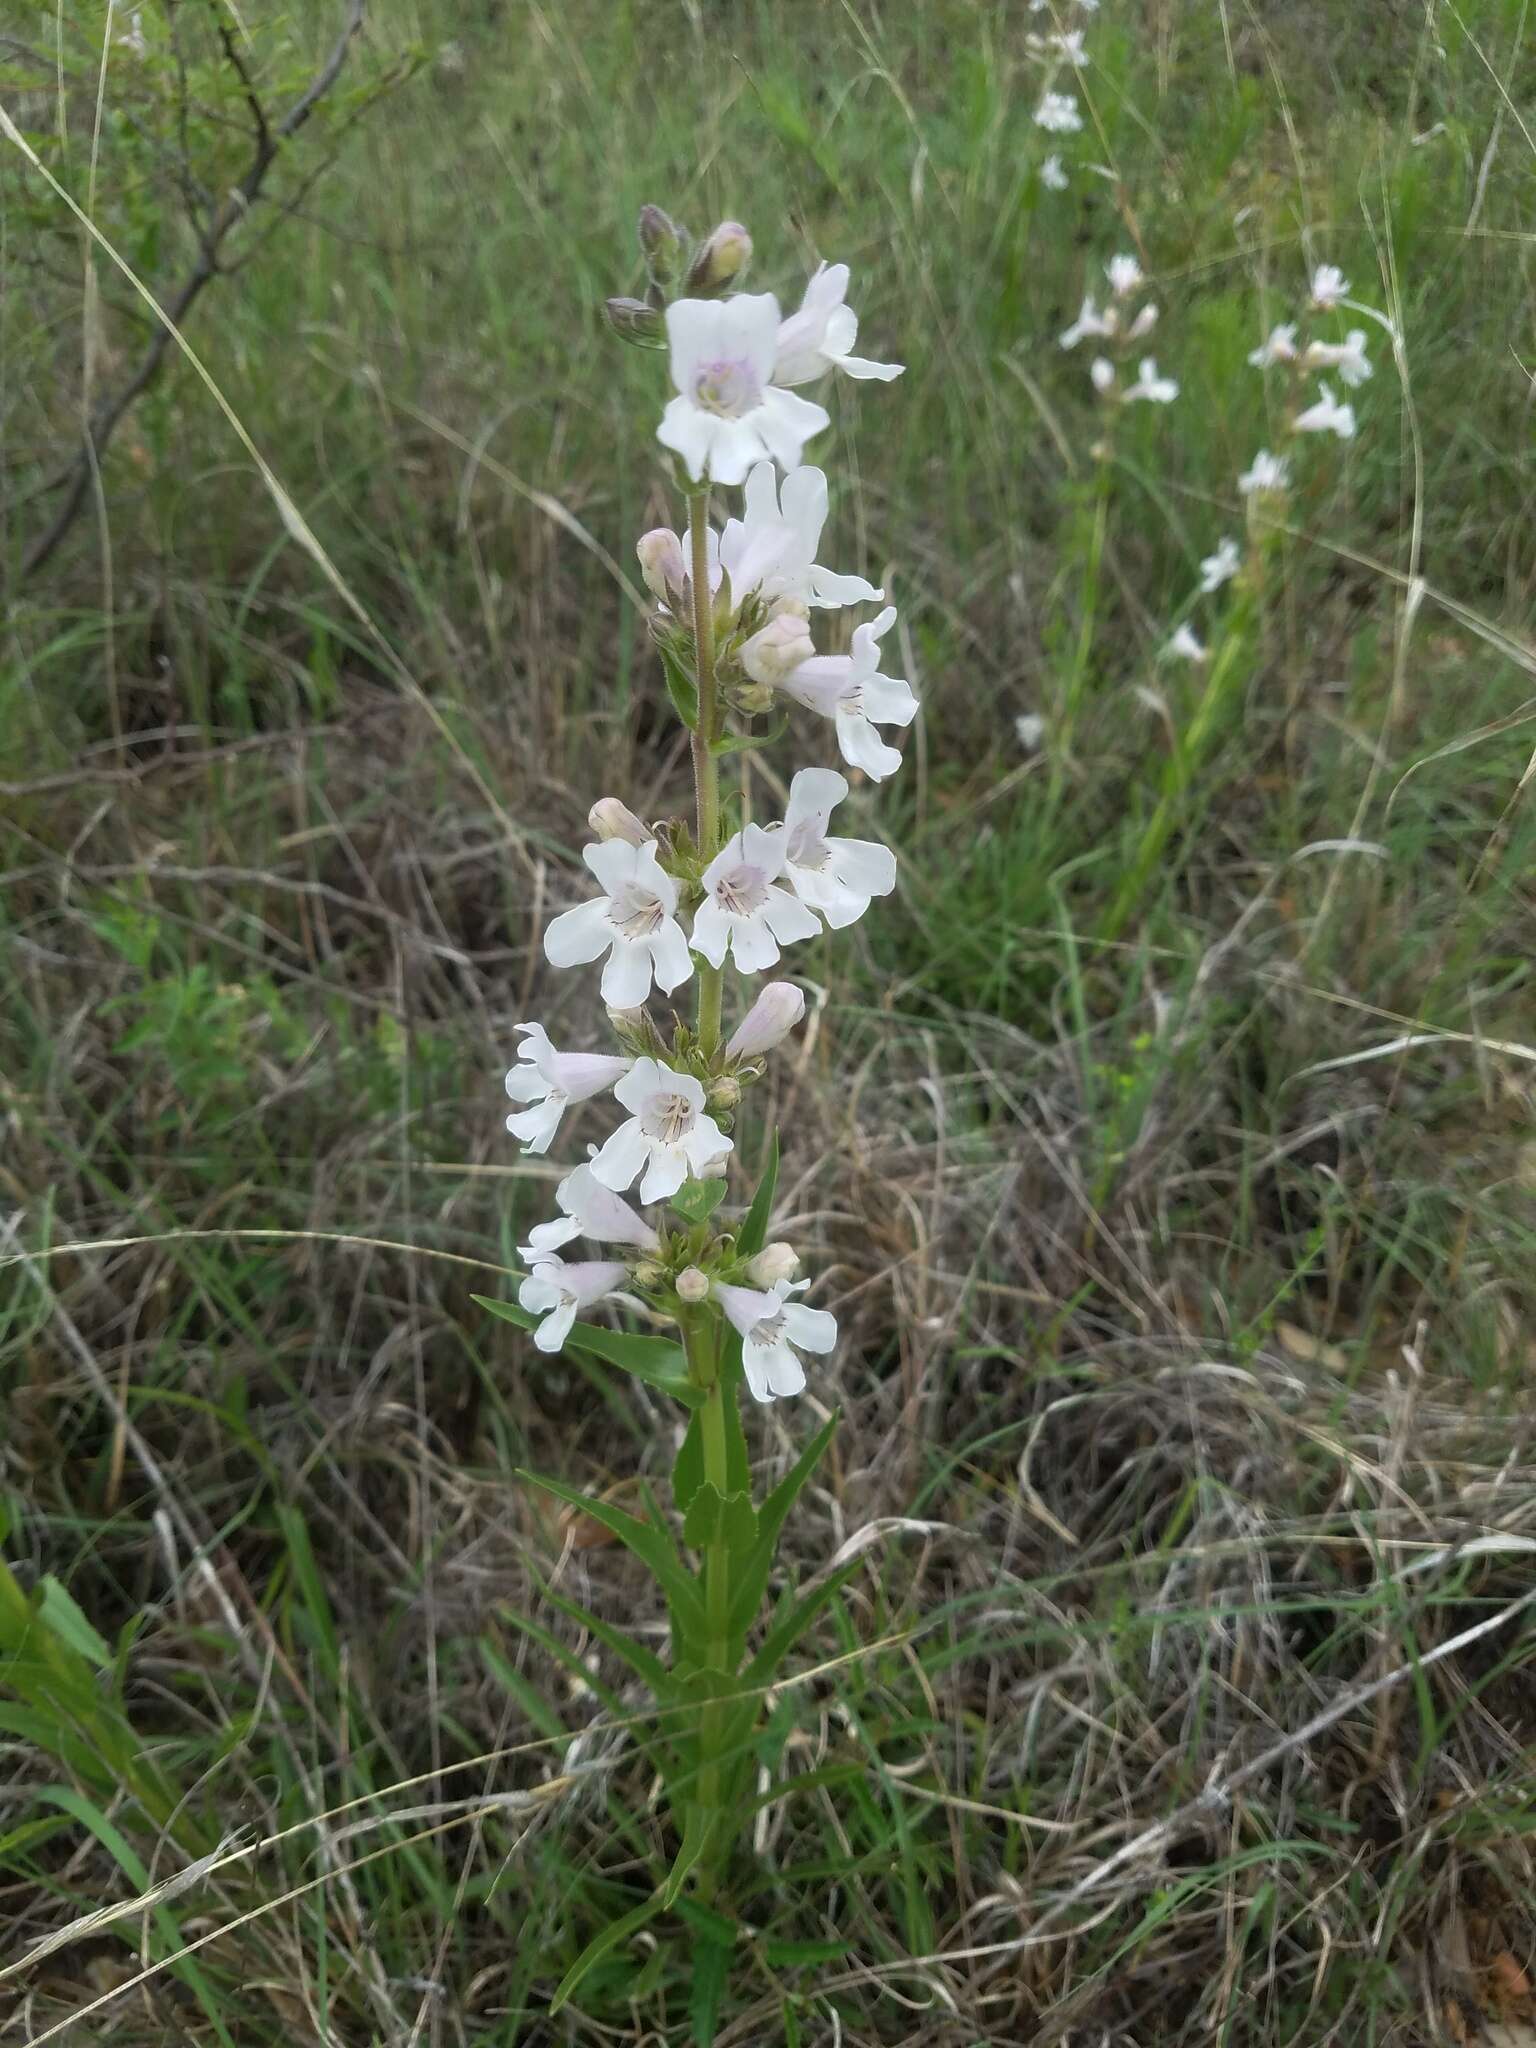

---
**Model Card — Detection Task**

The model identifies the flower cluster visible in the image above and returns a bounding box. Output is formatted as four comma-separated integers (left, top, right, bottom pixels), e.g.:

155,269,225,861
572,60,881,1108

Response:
1026,0,1103,192
508,209,910,1403
1162,258,1382,662
1059,250,1179,414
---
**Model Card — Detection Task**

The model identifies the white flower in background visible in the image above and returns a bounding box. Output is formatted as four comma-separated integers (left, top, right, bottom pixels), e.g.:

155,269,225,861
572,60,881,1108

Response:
772,766,897,929
773,264,904,386
1309,264,1349,309
1239,449,1291,495
591,1059,733,1204
1123,358,1178,404
543,839,693,1008
519,1161,661,1262
718,463,882,610
1041,153,1069,191
727,980,805,1058
118,9,147,55
1090,356,1116,394
1035,92,1083,133
1304,329,1372,387
1106,253,1143,298
1015,711,1046,752
714,1279,837,1403
1247,323,1298,368
517,1256,631,1354
749,605,918,782
1293,382,1356,440
1163,623,1208,663
504,1024,632,1156
658,295,830,485
1051,28,1088,62
1060,295,1116,349
1126,302,1159,340
1199,536,1241,592
693,823,820,973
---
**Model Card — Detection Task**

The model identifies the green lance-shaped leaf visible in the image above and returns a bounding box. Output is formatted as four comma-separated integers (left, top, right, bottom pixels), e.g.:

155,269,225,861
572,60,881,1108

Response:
474,1293,703,1408
659,1799,715,1908
729,1410,838,1632
681,1482,758,1555
660,644,700,730
736,1129,779,1258
520,1470,710,1652
550,1893,667,2013
744,1559,864,1691
670,1176,727,1226
710,714,791,757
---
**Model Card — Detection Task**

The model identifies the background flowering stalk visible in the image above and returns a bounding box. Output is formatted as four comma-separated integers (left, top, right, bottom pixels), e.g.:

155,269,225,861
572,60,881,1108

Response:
473,204,908,2003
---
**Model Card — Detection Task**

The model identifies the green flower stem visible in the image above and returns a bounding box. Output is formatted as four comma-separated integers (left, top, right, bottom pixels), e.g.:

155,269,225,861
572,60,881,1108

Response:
687,487,725,1056
683,1313,735,1897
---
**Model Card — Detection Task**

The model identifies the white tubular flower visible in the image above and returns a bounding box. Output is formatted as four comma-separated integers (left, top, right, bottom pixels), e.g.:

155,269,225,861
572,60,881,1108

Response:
1199,537,1241,592
1309,263,1349,309
1123,358,1179,404
727,980,806,1058
773,766,897,929
1106,253,1143,298
543,839,693,1008
588,796,652,846
1050,28,1088,62
591,1058,733,1204
747,1242,800,1287
658,295,830,485
636,529,686,605
773,263,904,387
519,1161,661,1264
766,605,918,782
714,1279,837,1403
1060,295,1117,349
1293,382,1356,440
1304,329,1372,387
1041,154,1069,191
718,463,882,610
1163,623,1207,663
1090,357,1116,394
1239,449,1291,496
1035,91,1083,133
1247,322,1298,368
1127,302,1159,340
693,824,820,973
504,1023,632,1155
517,1256,630,1355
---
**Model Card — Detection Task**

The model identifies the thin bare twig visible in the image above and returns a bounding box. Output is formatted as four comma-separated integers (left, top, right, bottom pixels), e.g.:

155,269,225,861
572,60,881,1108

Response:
20,0,367,582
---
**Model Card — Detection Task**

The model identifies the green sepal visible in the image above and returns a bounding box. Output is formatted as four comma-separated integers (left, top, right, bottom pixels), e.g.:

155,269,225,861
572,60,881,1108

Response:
474,1294,703,1408
736,1131,779,1257
550,1893,666,2013
660,645,699,730
670,1176,727,1225
729,1410,838,1631
529,1575,674,1699
682,1483,758,1555
519,1470,709,1649
710,714,791,757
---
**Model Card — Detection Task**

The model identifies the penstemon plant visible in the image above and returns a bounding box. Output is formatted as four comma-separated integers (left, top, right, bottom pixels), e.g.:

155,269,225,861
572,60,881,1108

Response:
473,204,909,2007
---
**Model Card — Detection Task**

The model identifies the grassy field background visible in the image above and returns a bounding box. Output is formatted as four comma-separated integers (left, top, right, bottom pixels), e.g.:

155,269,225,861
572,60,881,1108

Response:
3,1,1536,2041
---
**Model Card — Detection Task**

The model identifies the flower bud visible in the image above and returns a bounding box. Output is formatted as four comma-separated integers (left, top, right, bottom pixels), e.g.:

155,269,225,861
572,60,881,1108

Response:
675,1265,710,1304
727,981,805,1059
637,204,689,288
747,1241,799,1287
767,593,810,622
707,1074,742,1111
589,796,653,847
632,1260,665,1289
699,1155,729,1180
636,529,686,606
606,1005,647,1036
686,221,752,294
1128,303,1159,340
605,296,665,348
740,613,814,688
733,680,776,715
1090,357,1115,394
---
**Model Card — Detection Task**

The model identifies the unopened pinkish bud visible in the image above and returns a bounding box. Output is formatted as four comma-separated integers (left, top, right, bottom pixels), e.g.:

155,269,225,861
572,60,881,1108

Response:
676,1266,710,1304
636,529,686,605
589,796,653,846
637,204,689,287
727,981,805,1059
605,296,665,347
747,1242,799,1287
740,613,814,688
686,221,753,293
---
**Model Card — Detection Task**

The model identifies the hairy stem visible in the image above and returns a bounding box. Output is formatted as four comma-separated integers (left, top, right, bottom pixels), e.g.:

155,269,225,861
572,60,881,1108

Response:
688,489,724,1054
683,1314,734,1895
